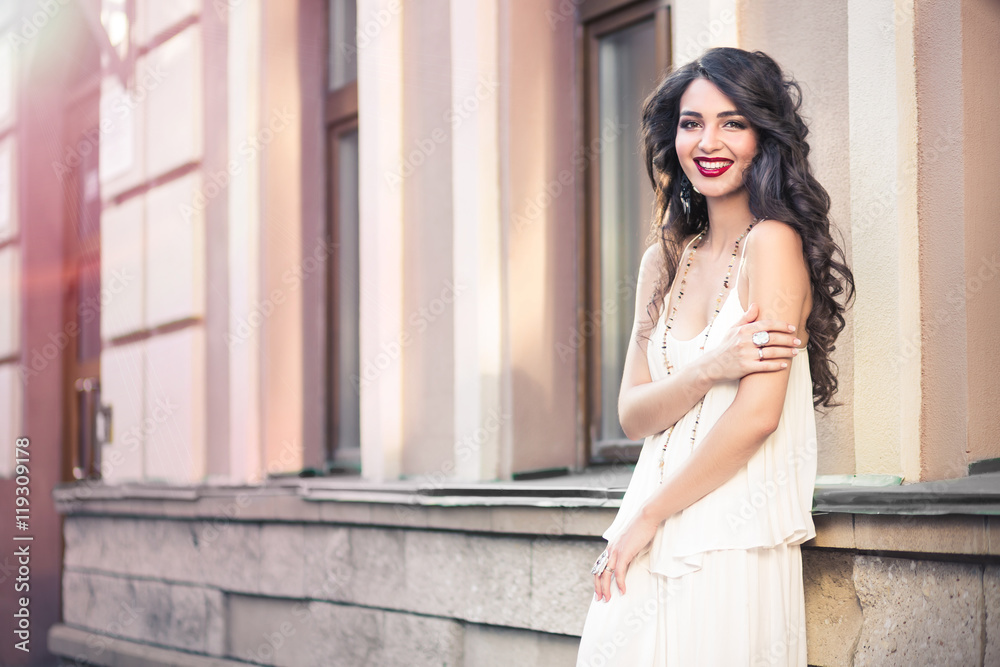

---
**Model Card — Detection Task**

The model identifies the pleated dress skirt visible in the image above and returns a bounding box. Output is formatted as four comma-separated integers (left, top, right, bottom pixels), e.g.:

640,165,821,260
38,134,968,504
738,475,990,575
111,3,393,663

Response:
576,254,816,667
576,542,807,667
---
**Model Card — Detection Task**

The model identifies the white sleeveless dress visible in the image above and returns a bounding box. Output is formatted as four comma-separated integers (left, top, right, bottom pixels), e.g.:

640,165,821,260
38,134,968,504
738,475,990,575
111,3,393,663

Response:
576,249,817,667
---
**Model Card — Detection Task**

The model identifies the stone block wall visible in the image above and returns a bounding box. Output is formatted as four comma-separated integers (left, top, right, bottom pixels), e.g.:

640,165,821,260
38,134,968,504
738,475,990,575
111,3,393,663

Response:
47,487,1000,666
802,551,1000,667
52,513,587,666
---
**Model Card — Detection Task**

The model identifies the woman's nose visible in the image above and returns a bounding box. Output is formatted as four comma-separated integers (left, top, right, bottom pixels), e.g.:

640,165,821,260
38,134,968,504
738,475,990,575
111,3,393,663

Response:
699,126,722,152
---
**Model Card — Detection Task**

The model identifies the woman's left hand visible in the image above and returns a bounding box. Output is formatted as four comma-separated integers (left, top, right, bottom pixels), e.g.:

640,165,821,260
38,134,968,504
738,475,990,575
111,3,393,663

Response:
593,507,661,601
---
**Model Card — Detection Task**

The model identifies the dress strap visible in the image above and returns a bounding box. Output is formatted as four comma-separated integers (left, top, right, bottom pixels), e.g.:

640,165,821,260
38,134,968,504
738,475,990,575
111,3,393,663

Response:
730,219,761,308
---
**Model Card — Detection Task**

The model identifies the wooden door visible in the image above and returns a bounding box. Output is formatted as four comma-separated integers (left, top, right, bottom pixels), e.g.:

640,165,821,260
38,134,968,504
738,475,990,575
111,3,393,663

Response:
61,83,109,481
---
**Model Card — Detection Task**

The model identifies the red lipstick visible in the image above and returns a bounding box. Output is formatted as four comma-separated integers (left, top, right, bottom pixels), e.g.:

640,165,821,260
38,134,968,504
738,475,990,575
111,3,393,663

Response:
694,158,733,177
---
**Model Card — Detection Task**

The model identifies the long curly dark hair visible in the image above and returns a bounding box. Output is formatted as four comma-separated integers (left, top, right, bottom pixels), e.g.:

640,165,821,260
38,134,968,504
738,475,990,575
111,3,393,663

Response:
639,47,855,409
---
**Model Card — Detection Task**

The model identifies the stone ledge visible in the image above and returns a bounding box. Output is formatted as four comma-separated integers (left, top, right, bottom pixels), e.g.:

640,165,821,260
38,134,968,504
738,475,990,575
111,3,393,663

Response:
806,513,1000,557
813,472,1000,514
48,624,248,667
53,482,621,539
52,482,1000,555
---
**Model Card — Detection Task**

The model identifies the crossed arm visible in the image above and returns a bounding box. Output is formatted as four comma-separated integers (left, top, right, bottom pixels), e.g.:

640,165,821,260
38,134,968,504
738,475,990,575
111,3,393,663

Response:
639,219,811,523
595,220,811,600
615,241,717,442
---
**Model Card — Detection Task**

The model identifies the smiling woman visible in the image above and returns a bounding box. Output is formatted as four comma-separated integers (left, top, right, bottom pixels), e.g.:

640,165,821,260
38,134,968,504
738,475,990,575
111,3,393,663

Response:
576,47,854,667
676,81,758,193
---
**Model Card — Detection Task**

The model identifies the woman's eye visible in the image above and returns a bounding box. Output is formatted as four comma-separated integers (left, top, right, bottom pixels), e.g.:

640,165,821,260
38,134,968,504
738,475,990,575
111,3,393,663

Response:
680,120,699,129
725,120,748,129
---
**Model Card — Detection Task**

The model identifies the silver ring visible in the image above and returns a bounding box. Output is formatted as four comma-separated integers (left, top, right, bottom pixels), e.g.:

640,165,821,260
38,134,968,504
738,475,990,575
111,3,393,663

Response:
752,330,770,347
758,347,764,360
591,549,609,576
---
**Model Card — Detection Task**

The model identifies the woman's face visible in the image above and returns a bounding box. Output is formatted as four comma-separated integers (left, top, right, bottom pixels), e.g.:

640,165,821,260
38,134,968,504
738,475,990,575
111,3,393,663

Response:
675,77,758,200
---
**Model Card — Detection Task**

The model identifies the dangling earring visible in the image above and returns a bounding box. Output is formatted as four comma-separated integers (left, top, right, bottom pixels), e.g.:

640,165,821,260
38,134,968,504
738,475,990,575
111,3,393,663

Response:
678,173,692,217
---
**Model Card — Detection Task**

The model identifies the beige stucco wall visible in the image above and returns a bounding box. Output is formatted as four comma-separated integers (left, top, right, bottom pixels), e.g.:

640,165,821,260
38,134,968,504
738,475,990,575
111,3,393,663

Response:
845,0,908,479
737,0,856,475
502,0,579,474
260,0,305,475
961,0,1000,467
895,0,921,484
450,0,504,481
914,0,969,480
400,0,458,476
358,0,406,480
737,0,1000,482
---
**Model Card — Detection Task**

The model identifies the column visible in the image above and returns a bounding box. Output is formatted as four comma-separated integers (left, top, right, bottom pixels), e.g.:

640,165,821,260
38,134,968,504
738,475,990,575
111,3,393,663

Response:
450,0,504,481
358,0,405,481
847,0,911,478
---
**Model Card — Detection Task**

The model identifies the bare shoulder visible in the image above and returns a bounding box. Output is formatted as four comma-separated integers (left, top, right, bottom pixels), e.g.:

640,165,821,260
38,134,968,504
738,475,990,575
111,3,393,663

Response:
640,233,703,278
634,243,668,325
639,242,664,272
637,243,665,290
745,219,808,280
746,218,804,257
744,219,812,329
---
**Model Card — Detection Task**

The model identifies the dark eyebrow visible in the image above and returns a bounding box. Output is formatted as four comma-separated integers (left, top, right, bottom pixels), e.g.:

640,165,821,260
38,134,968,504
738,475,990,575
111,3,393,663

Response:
679,109,745,119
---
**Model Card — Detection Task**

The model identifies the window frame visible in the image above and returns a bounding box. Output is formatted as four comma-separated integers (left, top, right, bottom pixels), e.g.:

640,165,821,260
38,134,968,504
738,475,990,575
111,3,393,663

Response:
324,1,360,470
580,0,671,464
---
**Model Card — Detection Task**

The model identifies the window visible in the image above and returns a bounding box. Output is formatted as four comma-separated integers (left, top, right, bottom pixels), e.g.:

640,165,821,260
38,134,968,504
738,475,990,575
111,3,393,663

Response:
582,1,669,462
325,0,360,470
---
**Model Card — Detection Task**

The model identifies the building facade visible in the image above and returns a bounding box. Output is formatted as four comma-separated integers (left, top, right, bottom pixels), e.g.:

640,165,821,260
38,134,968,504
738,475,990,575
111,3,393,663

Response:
0,0,998,665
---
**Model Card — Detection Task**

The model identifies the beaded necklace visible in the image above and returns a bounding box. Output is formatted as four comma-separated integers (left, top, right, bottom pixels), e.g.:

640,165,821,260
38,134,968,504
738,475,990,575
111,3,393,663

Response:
657,218,760,483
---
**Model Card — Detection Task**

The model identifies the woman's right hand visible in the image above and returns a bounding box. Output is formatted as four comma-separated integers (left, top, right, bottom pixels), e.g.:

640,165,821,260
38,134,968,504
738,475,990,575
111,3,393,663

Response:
700,302,801,383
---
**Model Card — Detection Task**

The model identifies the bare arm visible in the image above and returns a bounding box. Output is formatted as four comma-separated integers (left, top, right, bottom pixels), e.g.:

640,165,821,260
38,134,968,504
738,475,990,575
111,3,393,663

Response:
639,220,811,524
618,242,800,441
617,244,714,441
